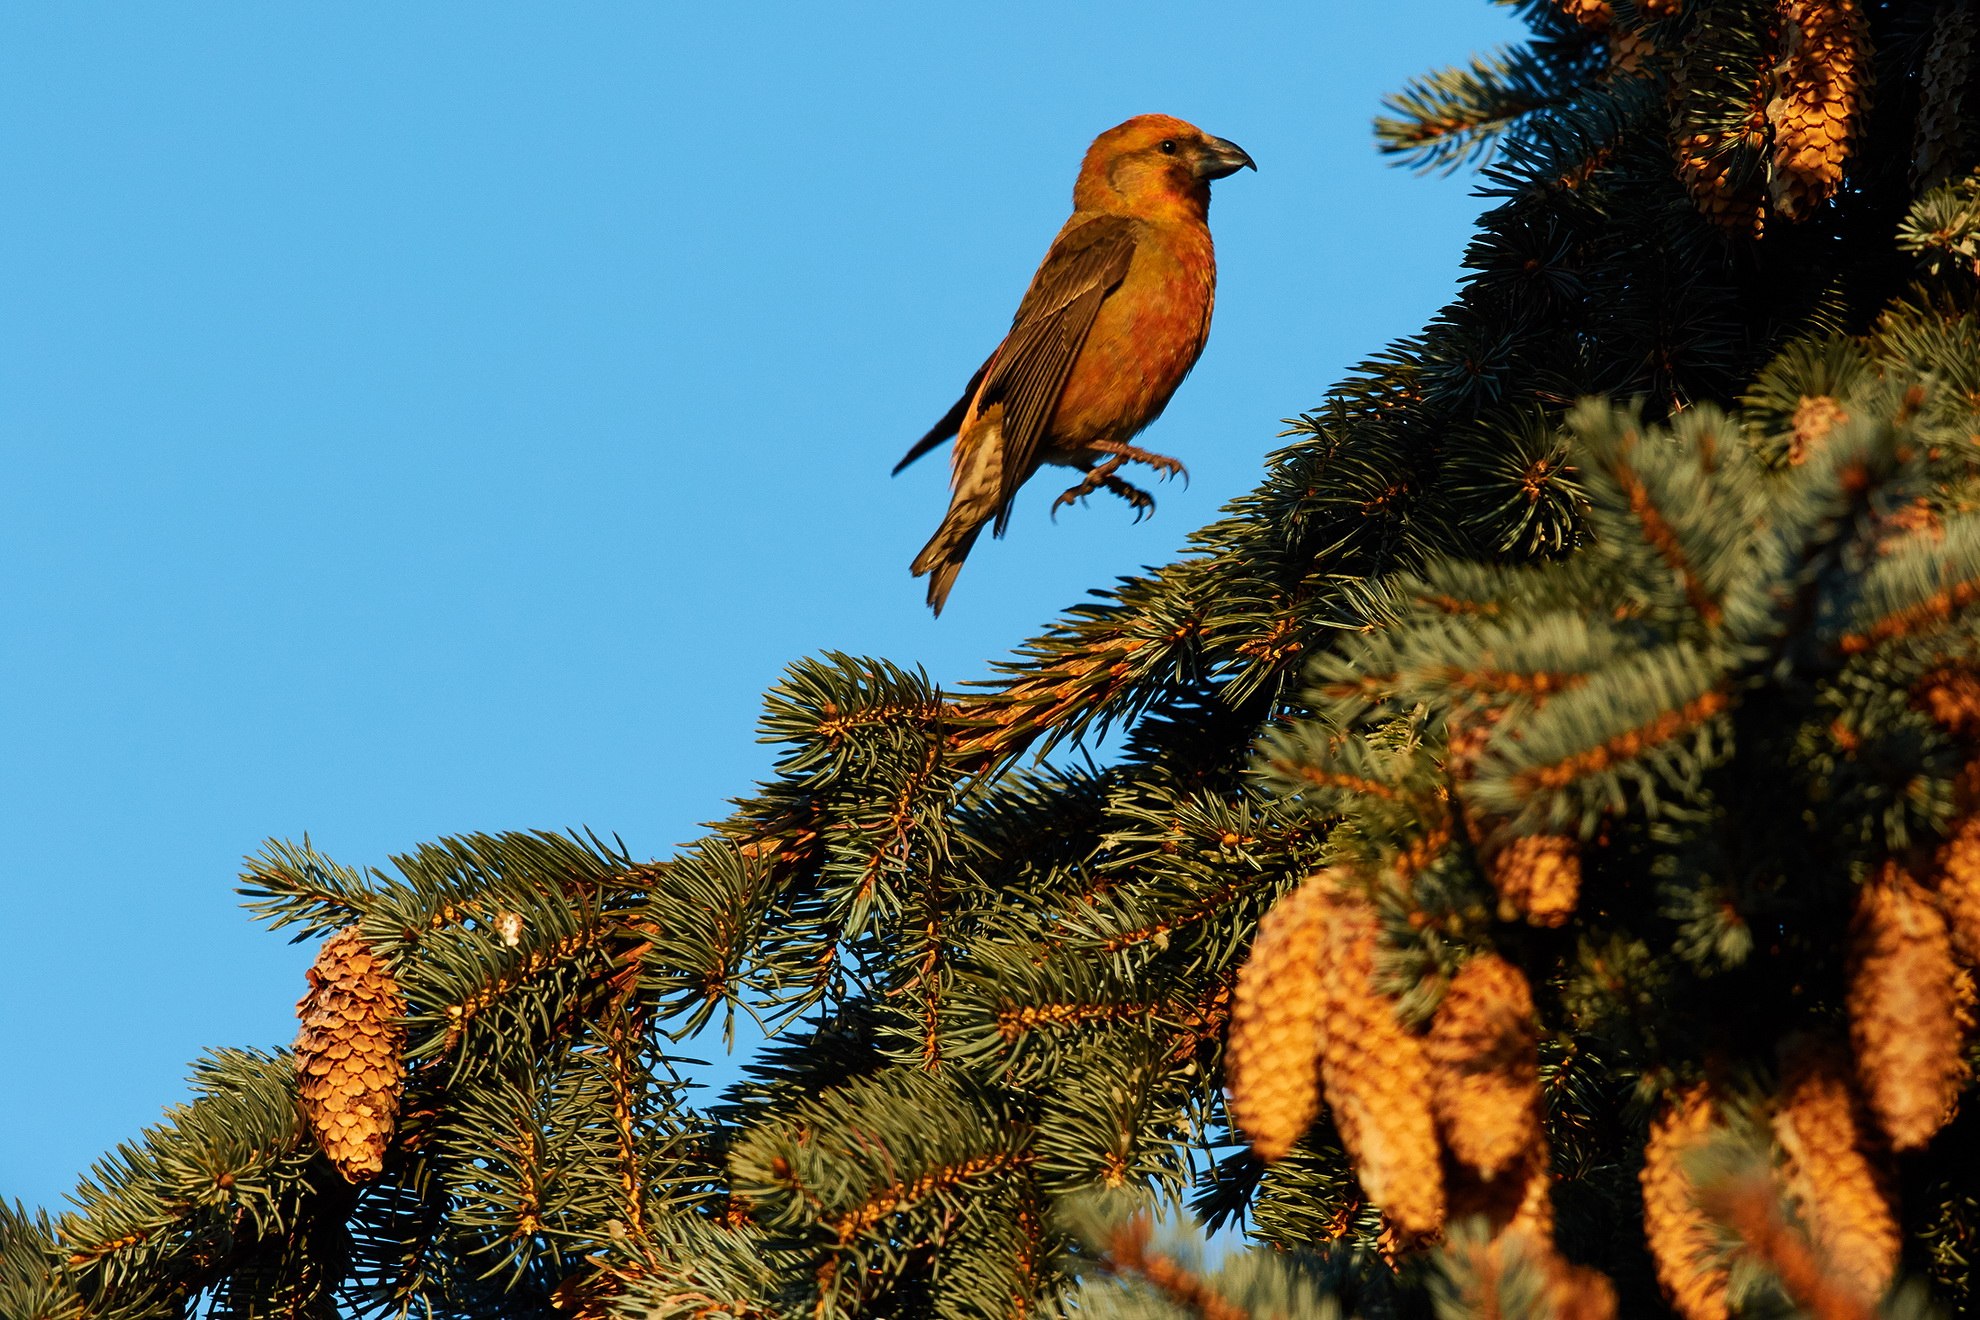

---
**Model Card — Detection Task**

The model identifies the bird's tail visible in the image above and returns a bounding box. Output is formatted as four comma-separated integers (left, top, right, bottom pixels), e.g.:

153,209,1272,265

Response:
910,512,983,617
909,413,1005,616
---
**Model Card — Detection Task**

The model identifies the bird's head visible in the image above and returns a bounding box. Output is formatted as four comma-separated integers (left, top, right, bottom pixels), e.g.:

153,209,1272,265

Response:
1073,114,1255,221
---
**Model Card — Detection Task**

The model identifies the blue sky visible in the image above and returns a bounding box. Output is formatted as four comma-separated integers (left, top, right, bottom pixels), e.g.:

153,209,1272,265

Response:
1,2,1520,1211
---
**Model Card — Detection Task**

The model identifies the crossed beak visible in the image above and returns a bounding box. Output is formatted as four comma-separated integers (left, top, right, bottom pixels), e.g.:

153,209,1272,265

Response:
1196,136,1257,180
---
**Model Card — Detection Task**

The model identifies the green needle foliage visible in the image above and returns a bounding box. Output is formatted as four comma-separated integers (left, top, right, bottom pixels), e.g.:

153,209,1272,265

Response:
9,2,1980,1316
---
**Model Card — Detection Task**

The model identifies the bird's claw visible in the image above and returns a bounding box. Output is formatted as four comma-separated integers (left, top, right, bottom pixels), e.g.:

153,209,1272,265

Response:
1089,442,1188,487
1052,471,1156,522
1104,476,1156,521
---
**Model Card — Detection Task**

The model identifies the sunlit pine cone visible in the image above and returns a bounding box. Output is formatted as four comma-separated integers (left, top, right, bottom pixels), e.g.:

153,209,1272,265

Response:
1226,874,1337,1160
1772,1038,1899,1307
1914,0,1977,187
1935,810,1980,967
1487,835,1581,927
1919,673,1980,737
1786,394,1847,465
1557,0,1613,28
295,925,407,1182
1676,148,1770,236
1427,954,1542,1181
1768,0,1871,220
1670,22,1772,236
1544,1256,1621,1320
1641,1082,1731,1320
1318,899,1447,1243
1448,1139,1556,1246
1847,865,1968,1150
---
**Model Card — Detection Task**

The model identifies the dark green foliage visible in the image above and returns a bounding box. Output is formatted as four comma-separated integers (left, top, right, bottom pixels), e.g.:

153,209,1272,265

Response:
14,3,1980,1318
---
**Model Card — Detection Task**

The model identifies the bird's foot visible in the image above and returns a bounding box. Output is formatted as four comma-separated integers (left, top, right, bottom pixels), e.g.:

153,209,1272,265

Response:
1088,441,1189,487
1051,467,1156,523
1051,457,1125,520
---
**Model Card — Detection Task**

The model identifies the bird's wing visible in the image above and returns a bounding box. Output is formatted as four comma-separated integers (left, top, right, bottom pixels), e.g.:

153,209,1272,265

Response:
976,214,1139,534
893,360,989,475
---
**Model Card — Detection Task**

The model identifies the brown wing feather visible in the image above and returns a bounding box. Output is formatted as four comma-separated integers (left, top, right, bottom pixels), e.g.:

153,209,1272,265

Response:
975,214,1139,534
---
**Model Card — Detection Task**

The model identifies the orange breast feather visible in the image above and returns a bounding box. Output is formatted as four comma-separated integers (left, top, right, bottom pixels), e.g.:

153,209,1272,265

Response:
1048,222,1216,450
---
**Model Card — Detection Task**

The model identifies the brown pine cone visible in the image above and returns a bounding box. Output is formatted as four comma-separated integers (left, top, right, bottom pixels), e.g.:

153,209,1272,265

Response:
1317,898,1447,1243
1936,809,1980,967
1847,865,1968,1150
1769,0,1872,220
1914,1,1977,187
1641,1082,1730,1320
295,925,407,1182
1226,874,1336,1161
1487,835,1581,927
1427,954,1543,1181
1772,1038,1899,1307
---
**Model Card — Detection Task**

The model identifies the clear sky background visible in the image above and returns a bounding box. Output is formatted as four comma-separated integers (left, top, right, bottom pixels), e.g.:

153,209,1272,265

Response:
1,2,1521,1212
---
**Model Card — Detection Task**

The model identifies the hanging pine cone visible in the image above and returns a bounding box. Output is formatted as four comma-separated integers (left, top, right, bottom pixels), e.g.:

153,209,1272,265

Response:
1936,810,1980,966
1847,865,1968,1150
1316,896,1447,1243
1427,954,1543,1181
1786,394,1847,465
1768,0,1872,220
1486,835,1581,926
1226,874,1335,1160
1920,671,1980,736
295,925,407,1183
1641,1082,1731,1320
1609,26,1657,78
1671,21,1773,237
1557,0,1613,28
1914,1,1977,188
1448,1139,1555,1245
1772,1038,1900,1307
1544,1257,1621,1320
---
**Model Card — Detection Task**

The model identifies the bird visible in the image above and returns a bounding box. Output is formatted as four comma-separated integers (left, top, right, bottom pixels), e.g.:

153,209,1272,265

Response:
895,113,1254,615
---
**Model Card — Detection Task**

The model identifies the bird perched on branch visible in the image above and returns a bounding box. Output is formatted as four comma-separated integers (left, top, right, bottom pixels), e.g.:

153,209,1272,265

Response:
896,114,1254,615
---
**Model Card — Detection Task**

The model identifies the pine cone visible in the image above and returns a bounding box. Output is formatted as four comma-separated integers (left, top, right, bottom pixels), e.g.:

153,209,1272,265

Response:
1557,0,1613,28
1937,810,1980,966
1915,1,1977,187
295,925,406,1182
1317,897,1447,1243
1449,1140,1555,1246
1428,954,1542,1181
1487,835,1581,926
1226,875,1335,1160
1544,1256,1620,1320
1769,0,1872,220
1772,1039,1900,1306
1609,27,1657,78
1786,395,1847,465
1919,671,1980,735
1671,21,1773,236
1847,866,1968,1150
1641,1083,1731,1320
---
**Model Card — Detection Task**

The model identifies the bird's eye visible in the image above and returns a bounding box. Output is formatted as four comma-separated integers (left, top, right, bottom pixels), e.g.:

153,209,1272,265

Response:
1159,139,1178,154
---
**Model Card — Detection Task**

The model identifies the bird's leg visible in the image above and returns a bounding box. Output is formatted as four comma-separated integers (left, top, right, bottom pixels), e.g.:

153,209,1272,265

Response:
1051,458,1158,522
1086,440,1189,486
1051,456,1126,520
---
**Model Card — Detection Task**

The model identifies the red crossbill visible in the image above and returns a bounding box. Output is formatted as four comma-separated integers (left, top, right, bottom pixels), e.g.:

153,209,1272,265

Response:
895,114,1254,615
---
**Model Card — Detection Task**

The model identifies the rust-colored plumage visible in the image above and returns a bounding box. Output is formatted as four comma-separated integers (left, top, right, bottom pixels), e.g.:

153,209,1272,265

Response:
897,114,1254,614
